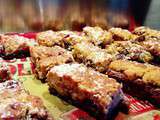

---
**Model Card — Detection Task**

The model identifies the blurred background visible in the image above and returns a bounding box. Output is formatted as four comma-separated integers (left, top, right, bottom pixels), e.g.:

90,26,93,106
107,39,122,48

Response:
0,0,159,32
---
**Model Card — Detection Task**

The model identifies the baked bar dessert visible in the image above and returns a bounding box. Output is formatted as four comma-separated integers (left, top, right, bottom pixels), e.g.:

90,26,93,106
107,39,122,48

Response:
35,51,74,81
83,26,113,47
140,38,160,57
0,35,37,59
47,63,124,119
72,42,113,72
133,26,160,38
107,60,160,107
109,28,138,41
30,45,70,64
105,41,153,63
0,62,11,82
36,30,64,47
133,35,160,64
0,80,52,119
133,27,160,59
58,30,87,50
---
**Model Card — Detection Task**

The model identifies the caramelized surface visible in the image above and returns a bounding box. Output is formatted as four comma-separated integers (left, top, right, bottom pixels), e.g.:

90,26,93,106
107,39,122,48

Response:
47,63,121,112
109,60,160,86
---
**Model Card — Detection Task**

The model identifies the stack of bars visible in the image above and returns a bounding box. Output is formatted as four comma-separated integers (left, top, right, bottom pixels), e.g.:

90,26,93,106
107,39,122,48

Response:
1,26,160,119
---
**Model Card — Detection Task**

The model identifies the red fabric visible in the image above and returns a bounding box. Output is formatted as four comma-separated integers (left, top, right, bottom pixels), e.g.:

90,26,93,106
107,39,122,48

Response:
129,15,137,31
5,32,37,39
18,32,37,39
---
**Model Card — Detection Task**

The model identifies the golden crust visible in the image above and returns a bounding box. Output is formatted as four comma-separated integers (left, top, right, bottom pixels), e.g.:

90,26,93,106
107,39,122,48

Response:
109,60,160,86
36,53,74,80
140,38,160,56
73,42,112,72
1,35,36,55
36,30,63,47
83,26,113,46
133,26,160,38
105,41,153,62
109,28,138,41
30,45,68,63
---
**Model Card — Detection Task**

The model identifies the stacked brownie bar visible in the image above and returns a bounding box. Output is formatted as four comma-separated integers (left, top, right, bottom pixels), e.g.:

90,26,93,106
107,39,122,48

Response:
0,35,37,59
0,80,53,119
107,60,160,107
47,63,124,119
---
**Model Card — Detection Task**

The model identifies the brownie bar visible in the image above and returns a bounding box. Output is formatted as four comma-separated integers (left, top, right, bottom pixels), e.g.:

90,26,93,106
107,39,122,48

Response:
35,51,74,81
133,26,160,38
0,62,11,82
141,38,160,57
30,45,69,64
0,80,53,119
73,42,113,72
109,28,138,41
106,60,160,107
47,63,124,119
58,30,87,50
36,30,64,47
105,41,153,63
132,35,160,62
0,35,37,59
133,27,160,59
83,26,113,47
